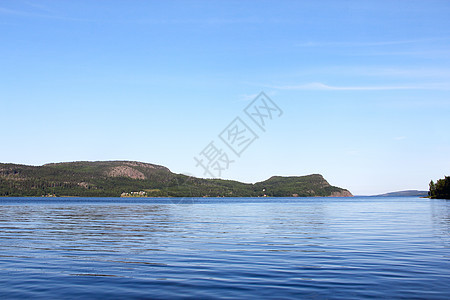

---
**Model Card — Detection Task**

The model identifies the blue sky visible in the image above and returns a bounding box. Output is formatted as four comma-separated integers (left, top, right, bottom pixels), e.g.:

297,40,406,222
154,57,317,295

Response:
1,0,449,195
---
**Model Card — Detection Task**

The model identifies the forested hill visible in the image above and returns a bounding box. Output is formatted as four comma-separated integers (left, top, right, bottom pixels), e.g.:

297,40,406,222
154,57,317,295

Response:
0,161,353,198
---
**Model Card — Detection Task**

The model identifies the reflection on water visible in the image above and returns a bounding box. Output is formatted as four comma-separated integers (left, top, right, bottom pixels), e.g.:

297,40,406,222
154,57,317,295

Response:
0,197,449,299
431,199,450,244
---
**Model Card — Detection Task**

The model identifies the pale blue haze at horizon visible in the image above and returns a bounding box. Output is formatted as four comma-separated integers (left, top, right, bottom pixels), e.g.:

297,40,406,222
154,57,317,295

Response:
1,0,449,195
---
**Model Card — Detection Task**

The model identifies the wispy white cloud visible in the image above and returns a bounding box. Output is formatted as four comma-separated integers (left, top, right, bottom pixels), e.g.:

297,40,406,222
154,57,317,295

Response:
295,38,450,59
0,6,31,16
0,6,267,25
268,82,450,91
349,49,450,58
394,136,407,141
0,5,94,22
142,17,265,25
346,149,360,156
296,66,450,79
295,37,450,48
238,93,260,102
238,91,276,102
350,67,450,78
22,1,57,14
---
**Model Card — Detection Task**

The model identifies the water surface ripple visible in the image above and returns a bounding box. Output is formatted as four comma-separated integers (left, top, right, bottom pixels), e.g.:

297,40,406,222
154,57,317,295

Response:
0,197,449,299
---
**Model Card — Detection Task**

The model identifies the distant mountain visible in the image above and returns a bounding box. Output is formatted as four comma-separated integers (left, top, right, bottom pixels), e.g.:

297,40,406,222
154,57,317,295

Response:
374,190,428,197
0,161,352,198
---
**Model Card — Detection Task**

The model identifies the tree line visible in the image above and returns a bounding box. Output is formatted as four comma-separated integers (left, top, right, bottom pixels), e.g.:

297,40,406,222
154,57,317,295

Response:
429,176,450,199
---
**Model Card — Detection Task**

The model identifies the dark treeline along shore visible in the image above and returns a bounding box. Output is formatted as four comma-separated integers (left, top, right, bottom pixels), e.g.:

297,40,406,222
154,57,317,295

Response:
429,176,450,199
0,161,353,198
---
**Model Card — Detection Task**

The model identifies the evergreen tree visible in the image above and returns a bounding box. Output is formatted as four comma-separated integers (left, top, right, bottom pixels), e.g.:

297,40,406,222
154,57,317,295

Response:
429,176,450,199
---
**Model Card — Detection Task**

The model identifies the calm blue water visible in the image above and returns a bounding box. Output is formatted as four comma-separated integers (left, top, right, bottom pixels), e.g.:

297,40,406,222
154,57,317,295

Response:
0,197,449,299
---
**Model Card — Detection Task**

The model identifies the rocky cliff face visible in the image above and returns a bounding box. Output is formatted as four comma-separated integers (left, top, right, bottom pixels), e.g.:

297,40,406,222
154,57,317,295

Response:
106,166,146,180
329,190,353,197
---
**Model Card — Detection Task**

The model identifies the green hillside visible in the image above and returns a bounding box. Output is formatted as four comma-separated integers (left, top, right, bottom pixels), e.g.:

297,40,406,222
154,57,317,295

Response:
0,161,352,198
